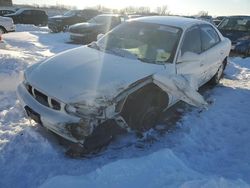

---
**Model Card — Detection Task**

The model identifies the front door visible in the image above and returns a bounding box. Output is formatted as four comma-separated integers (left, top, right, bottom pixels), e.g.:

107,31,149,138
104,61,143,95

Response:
176,25,206,88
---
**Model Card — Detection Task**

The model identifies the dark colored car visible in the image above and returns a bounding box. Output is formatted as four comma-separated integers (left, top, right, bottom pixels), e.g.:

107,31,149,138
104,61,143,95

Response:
218,16,250,55
69,14,125,43
0,9,15,16
5,8,48,26
213,16,227,26
48,9,101,33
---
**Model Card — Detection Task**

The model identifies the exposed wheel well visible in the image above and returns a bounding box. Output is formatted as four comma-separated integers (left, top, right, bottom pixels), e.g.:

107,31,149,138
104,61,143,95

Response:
120,83,169,124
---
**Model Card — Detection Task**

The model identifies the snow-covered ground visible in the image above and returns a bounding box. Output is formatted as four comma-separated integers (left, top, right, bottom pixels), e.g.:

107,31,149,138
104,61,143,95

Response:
0,25,250,188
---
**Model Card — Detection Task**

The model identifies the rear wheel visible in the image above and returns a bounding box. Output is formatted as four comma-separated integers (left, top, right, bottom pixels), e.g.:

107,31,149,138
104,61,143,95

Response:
209,58,227,85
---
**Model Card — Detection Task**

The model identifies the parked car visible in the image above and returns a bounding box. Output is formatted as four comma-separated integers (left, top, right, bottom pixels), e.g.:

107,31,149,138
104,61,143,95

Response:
4,8,48,26
69,14,125,43
218,16,250,55
17,16,231,152
0,16,15,34
0,9,15,16
48,9,101,33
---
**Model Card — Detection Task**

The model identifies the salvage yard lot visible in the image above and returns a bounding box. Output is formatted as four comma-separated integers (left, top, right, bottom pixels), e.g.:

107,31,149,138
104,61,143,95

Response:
0,25,250,188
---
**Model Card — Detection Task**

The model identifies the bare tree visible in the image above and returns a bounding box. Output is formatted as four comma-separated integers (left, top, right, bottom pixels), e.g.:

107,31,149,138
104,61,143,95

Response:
156,5,169,15
197,11,208,16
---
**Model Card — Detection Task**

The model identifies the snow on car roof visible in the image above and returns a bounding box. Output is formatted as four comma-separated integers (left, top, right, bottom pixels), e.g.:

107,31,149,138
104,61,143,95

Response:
134,16,208,29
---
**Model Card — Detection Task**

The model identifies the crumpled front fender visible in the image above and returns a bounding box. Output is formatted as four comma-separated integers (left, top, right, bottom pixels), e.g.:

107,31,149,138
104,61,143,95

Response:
152,73,208,108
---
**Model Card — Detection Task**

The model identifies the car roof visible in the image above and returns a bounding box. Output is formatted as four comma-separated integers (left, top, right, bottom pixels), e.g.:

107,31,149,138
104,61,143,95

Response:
227,15,250,19
98,14,122,17
133,16,209,29
17,8,45,12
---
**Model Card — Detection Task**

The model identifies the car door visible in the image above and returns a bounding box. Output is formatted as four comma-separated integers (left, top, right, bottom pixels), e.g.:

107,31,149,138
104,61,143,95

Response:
20,10,34,24
199,24,225,82
176,25,207,88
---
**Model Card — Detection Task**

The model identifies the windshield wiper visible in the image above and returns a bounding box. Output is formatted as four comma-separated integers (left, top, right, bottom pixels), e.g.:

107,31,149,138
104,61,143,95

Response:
105,48,138,59
88,41,101,51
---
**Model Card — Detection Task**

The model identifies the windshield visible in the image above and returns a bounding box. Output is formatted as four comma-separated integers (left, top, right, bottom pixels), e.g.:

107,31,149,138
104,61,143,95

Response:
14,9,26,15
218,17,250,32
89,15,112,24
94,21,182,64
63,10,76,16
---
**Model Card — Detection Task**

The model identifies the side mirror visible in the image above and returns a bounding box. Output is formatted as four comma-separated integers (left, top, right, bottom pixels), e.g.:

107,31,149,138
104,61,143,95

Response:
97,33,104,41
178,52,201,64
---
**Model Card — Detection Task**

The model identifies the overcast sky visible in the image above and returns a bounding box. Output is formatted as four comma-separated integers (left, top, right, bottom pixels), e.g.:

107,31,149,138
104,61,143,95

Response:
13,0,250,16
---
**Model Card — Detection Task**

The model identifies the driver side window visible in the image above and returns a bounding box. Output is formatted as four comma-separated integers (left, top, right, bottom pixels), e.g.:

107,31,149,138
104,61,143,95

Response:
181,26,202,56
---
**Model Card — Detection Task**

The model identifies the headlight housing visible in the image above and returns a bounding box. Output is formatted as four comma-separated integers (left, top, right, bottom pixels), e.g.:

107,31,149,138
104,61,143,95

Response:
65,103,103,117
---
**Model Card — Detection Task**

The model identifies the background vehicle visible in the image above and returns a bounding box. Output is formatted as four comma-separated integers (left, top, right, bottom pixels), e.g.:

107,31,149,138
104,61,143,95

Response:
0,16,15,34
213,16,227,26
0,9,15,16
69,14,125,43
17,17,231,152
218,16,250,55
4,8,48,26
48,9,101,33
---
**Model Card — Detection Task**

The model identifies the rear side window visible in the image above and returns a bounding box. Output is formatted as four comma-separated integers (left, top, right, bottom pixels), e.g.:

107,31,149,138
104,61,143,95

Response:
22,10,32,15
181,26,202,55
200,25,220,51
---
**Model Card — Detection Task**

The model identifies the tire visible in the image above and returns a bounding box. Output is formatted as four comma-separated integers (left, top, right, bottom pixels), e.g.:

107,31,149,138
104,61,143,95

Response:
0,26,6,34
209,62,225,85
123,89,168,132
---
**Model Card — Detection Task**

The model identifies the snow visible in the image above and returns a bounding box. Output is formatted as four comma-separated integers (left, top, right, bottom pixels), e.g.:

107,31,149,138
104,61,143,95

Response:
0,25,250,188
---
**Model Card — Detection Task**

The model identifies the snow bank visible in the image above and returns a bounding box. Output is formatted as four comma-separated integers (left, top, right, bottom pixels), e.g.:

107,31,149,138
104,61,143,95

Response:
15,24,50,32
40,148,249,188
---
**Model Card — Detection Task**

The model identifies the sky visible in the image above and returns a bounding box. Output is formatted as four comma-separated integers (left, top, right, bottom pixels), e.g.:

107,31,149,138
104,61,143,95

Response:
13,0,250,16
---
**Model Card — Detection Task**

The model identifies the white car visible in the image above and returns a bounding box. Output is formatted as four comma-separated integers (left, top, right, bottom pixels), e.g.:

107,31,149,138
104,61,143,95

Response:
17,16,231,151
0,16,15,34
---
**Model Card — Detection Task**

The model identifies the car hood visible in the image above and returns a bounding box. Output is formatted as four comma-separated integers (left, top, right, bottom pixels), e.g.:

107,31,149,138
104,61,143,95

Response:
4,13,16,17
0,16,13,22
49,15,71,21
25,46,164,106
69,22,101,32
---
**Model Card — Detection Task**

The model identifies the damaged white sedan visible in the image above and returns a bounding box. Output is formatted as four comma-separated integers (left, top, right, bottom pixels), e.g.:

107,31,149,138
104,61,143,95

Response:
17,16,231,150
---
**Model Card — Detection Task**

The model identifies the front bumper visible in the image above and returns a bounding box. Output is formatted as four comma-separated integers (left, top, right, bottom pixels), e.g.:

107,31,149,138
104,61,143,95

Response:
70,32,86,41
17,83,86,144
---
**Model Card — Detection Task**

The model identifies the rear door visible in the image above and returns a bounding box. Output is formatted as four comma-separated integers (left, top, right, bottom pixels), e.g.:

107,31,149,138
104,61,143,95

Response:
199,24,225,82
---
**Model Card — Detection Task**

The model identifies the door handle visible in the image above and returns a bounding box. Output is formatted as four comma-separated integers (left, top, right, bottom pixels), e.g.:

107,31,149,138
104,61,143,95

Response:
200,63,204,67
